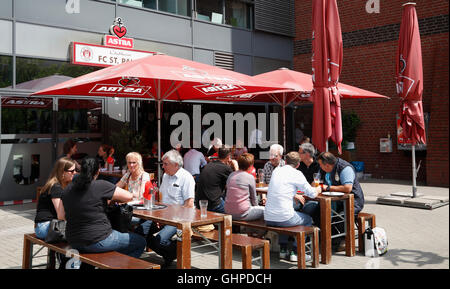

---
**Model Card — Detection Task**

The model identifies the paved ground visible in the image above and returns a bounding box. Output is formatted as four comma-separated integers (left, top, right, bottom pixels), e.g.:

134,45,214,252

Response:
0,179,448,269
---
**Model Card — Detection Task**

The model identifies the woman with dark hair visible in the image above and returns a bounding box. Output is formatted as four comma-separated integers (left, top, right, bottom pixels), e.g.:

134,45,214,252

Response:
61,139,81,171
96,144,115,169
34,157,76,240
61,157,146,258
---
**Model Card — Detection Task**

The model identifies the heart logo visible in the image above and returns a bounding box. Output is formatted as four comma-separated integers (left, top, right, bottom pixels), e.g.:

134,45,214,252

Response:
118,77,140,87
113,25,127,38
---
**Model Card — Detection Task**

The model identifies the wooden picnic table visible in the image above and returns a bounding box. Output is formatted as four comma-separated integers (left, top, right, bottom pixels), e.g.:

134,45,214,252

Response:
256,189,355,264
133,203,232,269
306,193,355,264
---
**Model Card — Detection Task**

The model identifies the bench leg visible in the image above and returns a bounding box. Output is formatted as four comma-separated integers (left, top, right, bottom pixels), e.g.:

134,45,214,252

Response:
241,246,253,269
47,249,56,269
262,241,270,269
358,216,366,253
312,228,319,268
22,236,33,269
296,232,306,269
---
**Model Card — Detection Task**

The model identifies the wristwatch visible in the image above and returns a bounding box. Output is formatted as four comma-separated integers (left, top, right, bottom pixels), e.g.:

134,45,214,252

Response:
325,185,331,192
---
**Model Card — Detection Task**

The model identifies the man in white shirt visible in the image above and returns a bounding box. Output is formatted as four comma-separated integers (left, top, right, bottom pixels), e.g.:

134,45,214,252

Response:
143,149,195,268
183,148,207,182
249,128,262,149
264,151,322,262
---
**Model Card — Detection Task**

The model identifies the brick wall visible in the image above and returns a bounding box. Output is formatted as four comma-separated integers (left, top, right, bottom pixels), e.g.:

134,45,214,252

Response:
294,0,449,187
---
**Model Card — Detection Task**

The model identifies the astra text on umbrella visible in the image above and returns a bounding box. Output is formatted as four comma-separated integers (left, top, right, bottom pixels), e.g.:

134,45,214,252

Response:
89,84,151,96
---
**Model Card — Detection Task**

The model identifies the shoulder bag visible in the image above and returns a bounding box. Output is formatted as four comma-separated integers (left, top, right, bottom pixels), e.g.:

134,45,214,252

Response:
45,219,67,243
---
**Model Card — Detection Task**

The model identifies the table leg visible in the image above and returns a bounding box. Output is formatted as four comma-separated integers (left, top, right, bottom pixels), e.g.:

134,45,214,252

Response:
319,197,331,264
262,241,270,269
177,222,191,269
219,215,233,269
345,194,355,257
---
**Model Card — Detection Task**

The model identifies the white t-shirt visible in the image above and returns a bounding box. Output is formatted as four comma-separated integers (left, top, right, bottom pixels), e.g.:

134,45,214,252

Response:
264,165,318,222
160,167,195,205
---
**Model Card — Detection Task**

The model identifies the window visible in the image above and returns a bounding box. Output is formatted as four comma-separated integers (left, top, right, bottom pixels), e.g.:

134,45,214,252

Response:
196,0,223,23
0,55,12,88
58,99,102,134
118,0,190,16
15,57,100,87
1,97,53,134
196,0,252,28
225,0,251,28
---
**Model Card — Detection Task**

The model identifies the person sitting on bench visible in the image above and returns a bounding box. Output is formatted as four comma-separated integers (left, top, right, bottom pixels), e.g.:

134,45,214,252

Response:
34,157,77,240
61,157,146,258
264,152,322,262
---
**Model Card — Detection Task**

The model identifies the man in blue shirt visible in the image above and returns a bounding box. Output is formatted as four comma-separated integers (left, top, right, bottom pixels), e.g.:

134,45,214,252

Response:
317,152,365,251
317,152,364,214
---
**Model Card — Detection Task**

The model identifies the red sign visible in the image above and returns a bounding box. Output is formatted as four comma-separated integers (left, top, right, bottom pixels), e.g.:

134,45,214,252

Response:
193,84,246,95
103,35,134,49
88,84,151,96
1,97,52,108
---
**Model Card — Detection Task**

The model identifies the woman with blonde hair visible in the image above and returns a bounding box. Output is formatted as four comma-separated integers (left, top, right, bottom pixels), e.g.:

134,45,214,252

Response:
116,152,152,200
34,157,77,240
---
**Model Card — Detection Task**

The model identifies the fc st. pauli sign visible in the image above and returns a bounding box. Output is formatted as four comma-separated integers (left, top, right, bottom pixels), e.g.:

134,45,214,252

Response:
71,17,154,67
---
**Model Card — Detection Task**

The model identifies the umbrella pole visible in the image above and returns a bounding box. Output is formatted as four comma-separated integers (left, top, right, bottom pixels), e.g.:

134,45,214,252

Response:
412,144,417,198
157,99,162,187
282,94,286,151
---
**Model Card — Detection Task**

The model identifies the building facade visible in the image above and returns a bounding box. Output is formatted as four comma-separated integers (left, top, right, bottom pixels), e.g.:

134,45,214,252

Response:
294,0,448,187
0,0,295,202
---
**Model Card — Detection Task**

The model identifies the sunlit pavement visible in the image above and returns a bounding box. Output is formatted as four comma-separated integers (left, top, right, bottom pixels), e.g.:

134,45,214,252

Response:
1,179,448,269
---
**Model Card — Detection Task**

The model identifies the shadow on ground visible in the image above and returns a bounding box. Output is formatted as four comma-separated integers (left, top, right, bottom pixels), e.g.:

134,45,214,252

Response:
382,248,448,268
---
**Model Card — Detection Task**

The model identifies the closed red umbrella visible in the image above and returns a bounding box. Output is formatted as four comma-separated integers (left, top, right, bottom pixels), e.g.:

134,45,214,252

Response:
396,2,426,197
311,0,344,154
396,3,426,145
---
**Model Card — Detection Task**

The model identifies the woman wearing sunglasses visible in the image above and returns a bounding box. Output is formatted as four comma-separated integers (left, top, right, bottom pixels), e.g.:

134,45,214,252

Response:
34,157,77,240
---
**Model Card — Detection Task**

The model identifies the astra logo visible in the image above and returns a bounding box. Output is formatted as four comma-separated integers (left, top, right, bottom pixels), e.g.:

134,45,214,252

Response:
193,84,246,95
89,84,150,95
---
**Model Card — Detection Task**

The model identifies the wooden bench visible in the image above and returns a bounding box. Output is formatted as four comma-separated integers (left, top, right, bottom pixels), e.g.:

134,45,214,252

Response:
232,219,319,269
356,212,376,253
192,229,270,269
22,233,160,269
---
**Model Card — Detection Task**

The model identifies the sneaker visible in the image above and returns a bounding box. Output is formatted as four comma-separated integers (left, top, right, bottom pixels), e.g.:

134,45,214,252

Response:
289,251,312,262
289,251,298,262
279,248,288,259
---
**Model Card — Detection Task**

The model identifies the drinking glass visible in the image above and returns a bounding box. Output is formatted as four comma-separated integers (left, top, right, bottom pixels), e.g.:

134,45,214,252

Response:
313,173,320,187
199,200,208,218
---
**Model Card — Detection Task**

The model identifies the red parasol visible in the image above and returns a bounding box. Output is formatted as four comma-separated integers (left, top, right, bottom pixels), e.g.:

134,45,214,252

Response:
32,54,290,184
311,0,344,154
396,2,426,198
396,3,426,145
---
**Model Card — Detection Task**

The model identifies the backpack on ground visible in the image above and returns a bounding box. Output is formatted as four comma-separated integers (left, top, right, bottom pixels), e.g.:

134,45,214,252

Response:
364,227,388,257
